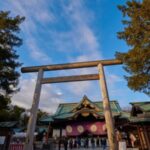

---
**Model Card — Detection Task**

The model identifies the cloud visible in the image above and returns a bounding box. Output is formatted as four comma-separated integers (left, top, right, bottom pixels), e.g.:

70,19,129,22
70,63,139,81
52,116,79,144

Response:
12,76,63,113
50,0,102,59
2,0,54,63
107,74,123,85
2,0,126,109
46,0,102,97
26,39,51,63
9,0,55,25
2,0,101,63
63,0,99,53
1,0,103,111
66,81,92,96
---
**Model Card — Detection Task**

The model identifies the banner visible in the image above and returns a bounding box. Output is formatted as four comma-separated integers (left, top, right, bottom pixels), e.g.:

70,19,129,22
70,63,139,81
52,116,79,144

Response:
66,121,106,136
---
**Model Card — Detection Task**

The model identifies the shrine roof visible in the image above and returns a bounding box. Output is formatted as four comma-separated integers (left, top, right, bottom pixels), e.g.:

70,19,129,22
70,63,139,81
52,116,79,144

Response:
0,121,18,128
119,111,130,119
130,101,150,112
40,116,54,122
130,117,150,123
54,101,121,116
40,96,123,123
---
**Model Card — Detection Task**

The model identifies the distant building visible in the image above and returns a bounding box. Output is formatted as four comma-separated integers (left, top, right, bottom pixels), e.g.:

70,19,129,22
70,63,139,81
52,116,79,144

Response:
127,101,150,149
0,121,18,150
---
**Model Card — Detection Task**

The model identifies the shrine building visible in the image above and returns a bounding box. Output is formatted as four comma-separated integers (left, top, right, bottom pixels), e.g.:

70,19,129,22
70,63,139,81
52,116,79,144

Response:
39,95,128,138
39,96,150,149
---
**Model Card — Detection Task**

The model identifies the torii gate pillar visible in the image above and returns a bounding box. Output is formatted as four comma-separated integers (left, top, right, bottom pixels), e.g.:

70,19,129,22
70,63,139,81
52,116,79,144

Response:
23,69,43,150
98,63,116,150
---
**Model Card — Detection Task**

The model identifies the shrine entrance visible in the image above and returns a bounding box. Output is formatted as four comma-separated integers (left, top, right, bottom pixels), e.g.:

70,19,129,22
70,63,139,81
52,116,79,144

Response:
66,121,106,137
21,59,122,150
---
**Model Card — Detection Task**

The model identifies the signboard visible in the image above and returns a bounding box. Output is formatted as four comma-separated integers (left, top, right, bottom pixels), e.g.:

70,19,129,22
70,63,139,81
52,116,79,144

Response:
66,121,106,136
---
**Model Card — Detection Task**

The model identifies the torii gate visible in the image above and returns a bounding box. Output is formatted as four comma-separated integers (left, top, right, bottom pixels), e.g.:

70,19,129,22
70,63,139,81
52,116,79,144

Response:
21,59,122,150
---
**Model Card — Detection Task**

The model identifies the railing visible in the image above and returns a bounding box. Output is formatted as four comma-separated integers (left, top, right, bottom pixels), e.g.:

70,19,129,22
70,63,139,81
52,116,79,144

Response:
9,144,24,150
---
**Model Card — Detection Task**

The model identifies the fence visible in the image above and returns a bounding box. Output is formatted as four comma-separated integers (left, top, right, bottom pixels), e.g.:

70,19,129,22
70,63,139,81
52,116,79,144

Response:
8,142,56,150
9,144,24,150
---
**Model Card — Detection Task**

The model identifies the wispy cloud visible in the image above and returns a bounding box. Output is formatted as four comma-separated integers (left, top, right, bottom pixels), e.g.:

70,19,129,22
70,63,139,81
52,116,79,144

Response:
47,0,102,97
107,74,123,85
50,0,101,60
2,0,54,63
26,38,51,63
12,75,63,113
63,0,99,54
2,0,130,110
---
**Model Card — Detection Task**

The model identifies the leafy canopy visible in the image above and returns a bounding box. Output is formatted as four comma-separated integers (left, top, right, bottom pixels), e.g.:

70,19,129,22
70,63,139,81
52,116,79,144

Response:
0,11,24,104
0,11,24,121
116,0,150,96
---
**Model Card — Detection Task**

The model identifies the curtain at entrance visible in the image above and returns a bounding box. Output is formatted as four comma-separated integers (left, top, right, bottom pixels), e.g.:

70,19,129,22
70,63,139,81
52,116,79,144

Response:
66,121,106,136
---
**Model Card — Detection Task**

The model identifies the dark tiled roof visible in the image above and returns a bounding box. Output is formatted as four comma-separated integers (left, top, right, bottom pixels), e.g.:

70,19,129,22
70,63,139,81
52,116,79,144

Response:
119,112,130,119
40,96,122,122
0,121,17,128
55,101,121,116
130,101,150,112
130,117,150,123
40,116,54,122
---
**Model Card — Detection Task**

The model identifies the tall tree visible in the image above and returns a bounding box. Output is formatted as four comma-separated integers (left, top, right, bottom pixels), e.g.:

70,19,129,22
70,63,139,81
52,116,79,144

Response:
0,11,25,107
116,0,150,96
37,109,49,122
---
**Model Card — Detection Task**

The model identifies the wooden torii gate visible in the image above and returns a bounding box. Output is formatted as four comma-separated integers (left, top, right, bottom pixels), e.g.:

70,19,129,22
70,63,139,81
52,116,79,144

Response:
21,59,122,150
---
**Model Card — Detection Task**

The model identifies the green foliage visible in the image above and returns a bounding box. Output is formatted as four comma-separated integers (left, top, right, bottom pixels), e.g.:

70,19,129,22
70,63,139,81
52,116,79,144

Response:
0,11,25,121
10,105,25,121
0,11,25,96
116,0,150,96
0,95,10,109
0,109,10,121
0,105,25,122
37,109,49,122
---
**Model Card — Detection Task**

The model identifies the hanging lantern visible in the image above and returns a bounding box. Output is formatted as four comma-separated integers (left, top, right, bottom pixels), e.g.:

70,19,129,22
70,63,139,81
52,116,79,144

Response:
90,124,97,132
81,112,89,117
66,125,72,133
77,125,84,133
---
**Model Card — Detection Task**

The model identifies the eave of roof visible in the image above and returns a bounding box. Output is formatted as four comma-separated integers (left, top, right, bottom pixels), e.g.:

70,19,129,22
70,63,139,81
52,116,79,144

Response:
130,117,150,123
119,112,130,119
130,101,150,112
40,96,122,122
40,116,54,122
55,101,121,115
0,121,18,128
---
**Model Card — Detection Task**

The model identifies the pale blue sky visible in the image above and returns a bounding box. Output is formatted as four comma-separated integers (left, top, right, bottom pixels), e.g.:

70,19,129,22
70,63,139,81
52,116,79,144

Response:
1,0,149,113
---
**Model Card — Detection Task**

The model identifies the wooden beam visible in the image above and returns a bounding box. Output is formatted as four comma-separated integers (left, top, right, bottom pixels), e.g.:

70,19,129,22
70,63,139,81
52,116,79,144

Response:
41,74,99,84
21,59,122,73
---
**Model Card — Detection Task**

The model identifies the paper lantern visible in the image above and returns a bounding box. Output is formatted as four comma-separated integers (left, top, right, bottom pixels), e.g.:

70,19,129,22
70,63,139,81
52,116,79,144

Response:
102,124,106,131
77,125,84,133
66,125,72,133
81,112,89,117
90,124,97,132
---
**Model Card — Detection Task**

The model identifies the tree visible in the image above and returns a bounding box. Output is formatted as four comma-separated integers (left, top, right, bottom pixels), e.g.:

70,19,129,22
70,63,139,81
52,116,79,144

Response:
116,0,150,96
10,105,25,121
0,11,25,121
0,11,25,107
37,109,49,122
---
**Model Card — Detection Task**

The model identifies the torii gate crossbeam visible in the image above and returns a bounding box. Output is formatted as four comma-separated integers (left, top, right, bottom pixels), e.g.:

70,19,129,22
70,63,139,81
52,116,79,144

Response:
22,59,122,150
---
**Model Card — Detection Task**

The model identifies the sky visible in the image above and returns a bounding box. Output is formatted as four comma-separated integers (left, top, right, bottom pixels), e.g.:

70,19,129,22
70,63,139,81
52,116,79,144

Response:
1,0,149,113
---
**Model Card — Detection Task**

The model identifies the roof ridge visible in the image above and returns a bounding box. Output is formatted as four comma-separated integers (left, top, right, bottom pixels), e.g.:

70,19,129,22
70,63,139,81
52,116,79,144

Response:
58,100,118,105
130,101,150,104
